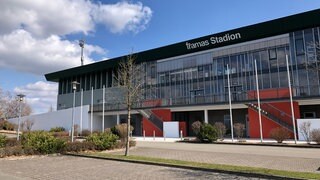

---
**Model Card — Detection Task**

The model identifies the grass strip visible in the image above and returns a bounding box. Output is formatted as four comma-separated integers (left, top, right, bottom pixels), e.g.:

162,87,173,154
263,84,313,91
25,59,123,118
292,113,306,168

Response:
71,152,320,179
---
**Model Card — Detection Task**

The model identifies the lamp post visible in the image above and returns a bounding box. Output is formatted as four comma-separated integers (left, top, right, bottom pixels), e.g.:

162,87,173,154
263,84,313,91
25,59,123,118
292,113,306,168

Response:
17,94,25,141
79,39,85,66
71,81,79,142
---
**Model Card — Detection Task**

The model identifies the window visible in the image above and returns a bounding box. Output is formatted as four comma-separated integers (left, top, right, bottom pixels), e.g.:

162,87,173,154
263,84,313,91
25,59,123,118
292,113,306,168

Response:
295,39,305,55
268,48,277,60
170,73,176,82
63,79,67,94
151,66,156,78
102,70,106,88
81,74,85,90
303,112,316,118
76,76,80,92
58,80,63,95
107,70,112,87
85,74,90,90
96,72,101,89
160,74,165,83
198,66,204,78
224,115,231,130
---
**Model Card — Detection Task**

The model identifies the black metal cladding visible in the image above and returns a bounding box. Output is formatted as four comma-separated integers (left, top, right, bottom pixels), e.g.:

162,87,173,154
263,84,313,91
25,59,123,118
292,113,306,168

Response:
45,8,320,82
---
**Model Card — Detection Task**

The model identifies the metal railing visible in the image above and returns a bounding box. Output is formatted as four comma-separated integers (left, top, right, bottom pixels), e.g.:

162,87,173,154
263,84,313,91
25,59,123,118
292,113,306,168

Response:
91,85,320,112
137,109,163,130
246,103,293,131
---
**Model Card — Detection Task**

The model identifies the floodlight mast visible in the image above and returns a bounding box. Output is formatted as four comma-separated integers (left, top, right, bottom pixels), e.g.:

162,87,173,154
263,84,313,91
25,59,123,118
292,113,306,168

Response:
79,39,85,66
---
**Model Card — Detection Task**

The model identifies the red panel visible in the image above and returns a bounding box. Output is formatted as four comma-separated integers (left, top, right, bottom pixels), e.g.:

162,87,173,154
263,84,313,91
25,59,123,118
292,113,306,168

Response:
179,121,187,137
152,109,172,121
248,88,290,100
142,99,162,107
248,101,300,138
142,108,171,137
142,117,163,136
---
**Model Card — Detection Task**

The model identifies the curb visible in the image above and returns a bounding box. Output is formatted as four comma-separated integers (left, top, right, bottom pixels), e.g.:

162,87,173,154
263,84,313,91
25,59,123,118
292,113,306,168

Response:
178,140,320,149
64,153,301,180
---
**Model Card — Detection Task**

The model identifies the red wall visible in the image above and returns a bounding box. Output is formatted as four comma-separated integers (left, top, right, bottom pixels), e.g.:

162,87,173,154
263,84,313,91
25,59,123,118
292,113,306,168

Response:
142,109,171,137
142,99,162,107
248,101,300,138
248,88,290,100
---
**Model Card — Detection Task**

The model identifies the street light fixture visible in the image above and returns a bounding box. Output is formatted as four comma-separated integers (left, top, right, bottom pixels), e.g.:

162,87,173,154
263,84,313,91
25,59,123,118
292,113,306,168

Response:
16,94,25,141
79,39,85,66
71,81,79,142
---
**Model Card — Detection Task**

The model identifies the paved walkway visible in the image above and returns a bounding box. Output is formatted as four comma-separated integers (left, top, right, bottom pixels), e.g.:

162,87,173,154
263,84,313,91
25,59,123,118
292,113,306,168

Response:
0,156,266,180
111,141,320,173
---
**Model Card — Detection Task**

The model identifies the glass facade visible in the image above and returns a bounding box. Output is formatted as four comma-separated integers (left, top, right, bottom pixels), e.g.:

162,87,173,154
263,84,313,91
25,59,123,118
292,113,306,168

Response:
58,26,320,108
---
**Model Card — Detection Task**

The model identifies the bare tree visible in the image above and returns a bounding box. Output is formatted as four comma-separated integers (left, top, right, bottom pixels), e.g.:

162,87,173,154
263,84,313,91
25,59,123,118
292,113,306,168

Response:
24,119,34,132
299,121,312,143
115,53,144,156
0,87,32,121
214,122,226,140
233,123,245,139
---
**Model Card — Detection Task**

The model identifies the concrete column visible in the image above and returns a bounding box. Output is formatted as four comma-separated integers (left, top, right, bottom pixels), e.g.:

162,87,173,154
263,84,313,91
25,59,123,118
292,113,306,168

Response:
116,114,120,124
204,109,208,124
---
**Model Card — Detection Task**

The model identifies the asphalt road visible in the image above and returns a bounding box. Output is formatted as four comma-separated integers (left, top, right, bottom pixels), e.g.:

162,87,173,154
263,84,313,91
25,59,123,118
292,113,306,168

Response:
0,155,267,180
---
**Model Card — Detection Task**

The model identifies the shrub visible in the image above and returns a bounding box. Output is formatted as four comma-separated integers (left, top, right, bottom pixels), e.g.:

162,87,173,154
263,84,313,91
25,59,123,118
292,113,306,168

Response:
73,124,79,136
233,123,245,139
81,129,91,137
0,146,24,157
0,135,6,148
214,122,226,140
64,141,96,152
114,140,136,149
311,129,320,144
0,120,15,131
197,123,218,143
21,131,66,154
104,128,112,133
129,140,136,147
113,124,134,140
191,121,202,136
51,131,69,137
5,138,20,147
269,127,290,143
49,127,66,132
86,132,118,150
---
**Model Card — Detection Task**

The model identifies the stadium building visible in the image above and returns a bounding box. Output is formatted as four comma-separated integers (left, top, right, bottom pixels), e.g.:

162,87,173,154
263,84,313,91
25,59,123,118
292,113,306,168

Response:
45,9,320,138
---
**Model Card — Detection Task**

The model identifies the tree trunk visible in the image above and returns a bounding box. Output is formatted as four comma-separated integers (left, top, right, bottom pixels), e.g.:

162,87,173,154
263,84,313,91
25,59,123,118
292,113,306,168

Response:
125,106,131,156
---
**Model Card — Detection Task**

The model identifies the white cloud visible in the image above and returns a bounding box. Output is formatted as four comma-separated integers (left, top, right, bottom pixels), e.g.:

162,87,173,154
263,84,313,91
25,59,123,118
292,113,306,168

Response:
0,0,153,36
0,29,105,75
93,1,153,33
14,81,58,114
0,0,153,75
0,0,94,37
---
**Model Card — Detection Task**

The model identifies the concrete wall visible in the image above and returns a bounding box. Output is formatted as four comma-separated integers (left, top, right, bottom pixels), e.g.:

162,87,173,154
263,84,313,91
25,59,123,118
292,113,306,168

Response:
8,105,90,131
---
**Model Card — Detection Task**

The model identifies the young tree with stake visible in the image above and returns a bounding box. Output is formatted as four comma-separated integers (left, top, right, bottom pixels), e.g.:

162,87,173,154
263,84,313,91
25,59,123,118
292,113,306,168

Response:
115,53,144,156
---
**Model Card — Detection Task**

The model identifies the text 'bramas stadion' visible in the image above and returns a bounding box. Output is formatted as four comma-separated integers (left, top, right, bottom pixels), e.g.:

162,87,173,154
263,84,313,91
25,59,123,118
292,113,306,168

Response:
186,33,241,50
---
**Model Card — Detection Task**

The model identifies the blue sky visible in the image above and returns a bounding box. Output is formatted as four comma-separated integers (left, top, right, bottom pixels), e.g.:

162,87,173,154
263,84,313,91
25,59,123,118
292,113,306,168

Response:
1,0,320,113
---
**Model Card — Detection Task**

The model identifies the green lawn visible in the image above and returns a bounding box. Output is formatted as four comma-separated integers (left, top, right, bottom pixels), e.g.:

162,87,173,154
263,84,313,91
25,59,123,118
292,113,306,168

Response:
73,152,320,179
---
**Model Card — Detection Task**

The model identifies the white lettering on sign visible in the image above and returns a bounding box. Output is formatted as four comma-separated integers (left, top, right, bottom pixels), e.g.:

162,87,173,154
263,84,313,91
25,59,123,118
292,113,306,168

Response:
186,33,241,50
